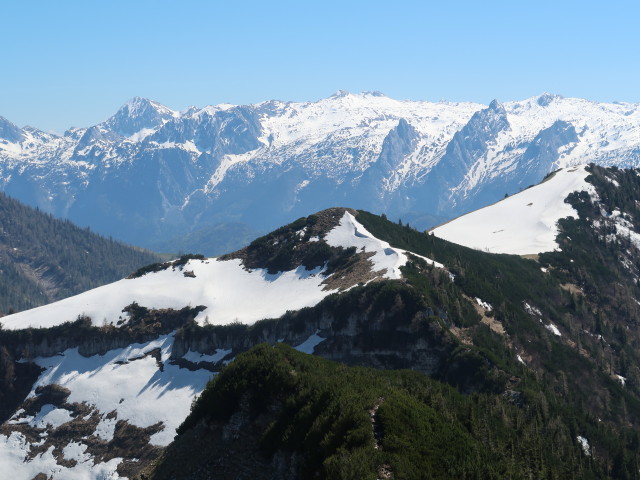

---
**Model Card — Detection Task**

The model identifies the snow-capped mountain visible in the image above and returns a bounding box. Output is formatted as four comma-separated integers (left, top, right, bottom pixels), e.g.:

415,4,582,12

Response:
3,210,441,331
1,92,640,250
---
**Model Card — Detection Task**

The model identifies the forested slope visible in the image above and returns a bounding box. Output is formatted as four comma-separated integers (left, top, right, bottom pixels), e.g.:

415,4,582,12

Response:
0,191,160,315
140,343,611,480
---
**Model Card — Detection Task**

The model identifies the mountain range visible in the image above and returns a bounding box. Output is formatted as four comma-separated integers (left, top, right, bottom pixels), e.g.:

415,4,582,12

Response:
4,164,640,478
2,92,640,254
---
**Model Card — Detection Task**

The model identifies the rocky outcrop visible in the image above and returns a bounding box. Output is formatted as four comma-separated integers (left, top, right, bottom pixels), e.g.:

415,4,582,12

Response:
0,305,204,361
172,282,456,378
428,100,510,202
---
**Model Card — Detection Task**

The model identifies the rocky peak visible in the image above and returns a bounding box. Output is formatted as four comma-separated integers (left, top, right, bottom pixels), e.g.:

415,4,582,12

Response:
537,92,562,107
424,99,511,198
102,97,175,138
0,116,25,143
374,119,420,174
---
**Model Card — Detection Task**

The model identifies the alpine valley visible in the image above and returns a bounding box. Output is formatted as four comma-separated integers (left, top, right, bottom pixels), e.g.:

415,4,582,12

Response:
5,165,640,478
1,92,640,254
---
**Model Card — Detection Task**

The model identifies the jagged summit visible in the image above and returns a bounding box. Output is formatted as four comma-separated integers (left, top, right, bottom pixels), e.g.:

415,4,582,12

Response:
102,97,176,138
488,98,502,110
119,96,176,116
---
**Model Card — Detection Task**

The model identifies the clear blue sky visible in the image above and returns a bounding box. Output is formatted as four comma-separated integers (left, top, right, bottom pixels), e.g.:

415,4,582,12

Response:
2,0,639,132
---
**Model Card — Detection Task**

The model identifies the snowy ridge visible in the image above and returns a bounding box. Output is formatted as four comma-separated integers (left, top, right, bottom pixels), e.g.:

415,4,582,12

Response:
252,92,480,179
431,165,595,255
1,211,443,331
450,95,640,202
325,211,443,278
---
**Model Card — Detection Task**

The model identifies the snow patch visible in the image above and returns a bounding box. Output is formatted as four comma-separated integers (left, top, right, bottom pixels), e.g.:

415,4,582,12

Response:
94,416,118,441
545,323,562,336
128,128,155,142
577,435,590,456
475,298,492,311
604,209,640,249
31,404,74,429
183,348,232,364
523,302,542,317
62,441,91,463
294,330,326,354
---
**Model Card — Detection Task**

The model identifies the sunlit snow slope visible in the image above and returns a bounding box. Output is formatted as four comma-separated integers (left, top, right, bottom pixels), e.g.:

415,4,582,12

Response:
430,165,595,255
1,335,213,479
1,259,329,330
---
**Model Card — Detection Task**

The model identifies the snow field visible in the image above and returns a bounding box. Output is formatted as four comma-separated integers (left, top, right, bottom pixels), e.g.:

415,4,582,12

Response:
0,333,219,479
431,166,596,255
1,259,332,330
0,431,124,480
29,334,212,446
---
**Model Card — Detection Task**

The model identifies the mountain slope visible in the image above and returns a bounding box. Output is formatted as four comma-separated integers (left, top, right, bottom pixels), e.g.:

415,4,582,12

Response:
143,168,640,478
0,208,452,479
0,191,160,315
4,168,640,478
2,93,640,249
